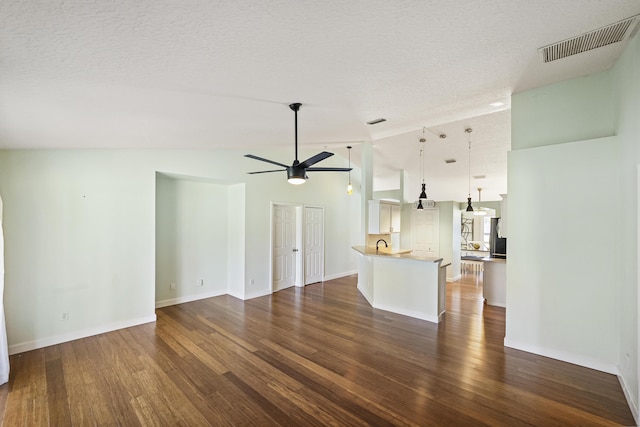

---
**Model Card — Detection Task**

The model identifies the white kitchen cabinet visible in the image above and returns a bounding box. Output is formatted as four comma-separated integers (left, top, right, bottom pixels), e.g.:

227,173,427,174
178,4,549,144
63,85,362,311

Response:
368,200,401,234
411,208,439,257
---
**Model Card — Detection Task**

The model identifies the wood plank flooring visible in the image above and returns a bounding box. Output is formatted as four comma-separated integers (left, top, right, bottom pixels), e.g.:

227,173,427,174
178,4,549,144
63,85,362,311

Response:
0,273,635,426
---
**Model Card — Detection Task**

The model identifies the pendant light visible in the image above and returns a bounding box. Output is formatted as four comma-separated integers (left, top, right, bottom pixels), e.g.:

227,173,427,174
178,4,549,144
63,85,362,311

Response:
416,132,428,209
474,188,487,216
465,128,474,212
346,146,353,195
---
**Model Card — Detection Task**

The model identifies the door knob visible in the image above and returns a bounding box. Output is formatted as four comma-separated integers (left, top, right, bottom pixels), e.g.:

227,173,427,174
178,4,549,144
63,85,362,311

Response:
292,248,299,252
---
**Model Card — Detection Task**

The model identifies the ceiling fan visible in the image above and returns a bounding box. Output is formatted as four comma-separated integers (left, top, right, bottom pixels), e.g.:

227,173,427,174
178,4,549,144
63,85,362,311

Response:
245,103,352,185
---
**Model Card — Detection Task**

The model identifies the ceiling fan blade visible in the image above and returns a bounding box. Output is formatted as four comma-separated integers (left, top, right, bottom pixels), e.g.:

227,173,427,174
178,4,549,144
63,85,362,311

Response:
245,154,289,168
299,151,333,168
306,167,353,172
247,169,285,174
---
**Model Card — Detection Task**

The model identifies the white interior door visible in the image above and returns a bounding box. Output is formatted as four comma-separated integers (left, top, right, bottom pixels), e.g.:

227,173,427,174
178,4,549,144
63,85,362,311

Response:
273,205,297,291
412,208,440,257
304,207,324,285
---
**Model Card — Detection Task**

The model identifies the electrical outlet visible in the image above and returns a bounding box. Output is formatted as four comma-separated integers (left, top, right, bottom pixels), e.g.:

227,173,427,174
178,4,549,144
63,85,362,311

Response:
170,283,176,291
61,312,69,321
197,279,204,287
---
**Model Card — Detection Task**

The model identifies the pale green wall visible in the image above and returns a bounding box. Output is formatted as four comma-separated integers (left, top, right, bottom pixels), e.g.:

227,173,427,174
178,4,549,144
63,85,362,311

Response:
512,71,615,150
611,31,640,414
0,148,361,353
508,34,640,419
506,137,620,370
155,175,230,305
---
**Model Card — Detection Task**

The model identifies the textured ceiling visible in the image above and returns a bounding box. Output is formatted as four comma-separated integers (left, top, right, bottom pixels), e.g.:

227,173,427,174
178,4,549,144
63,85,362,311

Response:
1,0,639,201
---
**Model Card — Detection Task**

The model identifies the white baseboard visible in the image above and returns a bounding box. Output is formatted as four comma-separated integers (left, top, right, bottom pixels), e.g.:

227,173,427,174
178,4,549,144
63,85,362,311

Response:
618,373,639,426
486,300,506,308
243,288,272,300
155,290,226,308
226,289,245,300
372,302,439,324
356,283,373,306
448,273,462,282
503,338,619,375
323,270,358,282
8,314,157,356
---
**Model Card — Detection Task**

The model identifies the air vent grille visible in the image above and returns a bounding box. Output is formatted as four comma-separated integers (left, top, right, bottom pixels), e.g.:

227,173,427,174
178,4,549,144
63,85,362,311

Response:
540,15,639,63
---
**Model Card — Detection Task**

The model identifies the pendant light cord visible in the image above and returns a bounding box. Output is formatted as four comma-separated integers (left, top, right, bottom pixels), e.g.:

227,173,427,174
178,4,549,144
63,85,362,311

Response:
420,145,424,185
468,140,471,198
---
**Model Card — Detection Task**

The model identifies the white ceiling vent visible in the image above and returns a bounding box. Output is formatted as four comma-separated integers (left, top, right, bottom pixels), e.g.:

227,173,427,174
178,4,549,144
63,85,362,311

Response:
539,15,640,63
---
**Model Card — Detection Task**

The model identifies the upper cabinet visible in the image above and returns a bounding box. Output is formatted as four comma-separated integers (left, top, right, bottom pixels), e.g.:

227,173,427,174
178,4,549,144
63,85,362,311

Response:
368,200,401,234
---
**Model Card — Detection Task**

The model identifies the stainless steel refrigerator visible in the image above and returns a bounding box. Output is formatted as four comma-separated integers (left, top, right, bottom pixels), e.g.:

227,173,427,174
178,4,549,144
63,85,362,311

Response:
489,217,507,258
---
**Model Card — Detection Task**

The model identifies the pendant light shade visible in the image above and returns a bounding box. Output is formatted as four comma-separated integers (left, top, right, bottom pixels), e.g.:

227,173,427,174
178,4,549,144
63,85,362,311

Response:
466,197,474,212
419,183,427,200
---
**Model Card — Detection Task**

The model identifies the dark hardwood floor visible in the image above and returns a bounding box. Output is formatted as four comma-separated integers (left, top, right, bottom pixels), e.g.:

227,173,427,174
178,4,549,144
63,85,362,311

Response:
0,272,635,426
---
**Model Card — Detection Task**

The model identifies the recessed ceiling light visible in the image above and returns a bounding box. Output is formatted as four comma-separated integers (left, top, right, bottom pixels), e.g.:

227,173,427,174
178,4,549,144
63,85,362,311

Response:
366,118,387,125
490,102,504,107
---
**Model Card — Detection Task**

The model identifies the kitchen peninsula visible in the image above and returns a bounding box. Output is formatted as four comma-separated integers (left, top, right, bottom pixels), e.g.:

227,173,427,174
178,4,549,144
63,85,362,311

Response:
352,246,447,323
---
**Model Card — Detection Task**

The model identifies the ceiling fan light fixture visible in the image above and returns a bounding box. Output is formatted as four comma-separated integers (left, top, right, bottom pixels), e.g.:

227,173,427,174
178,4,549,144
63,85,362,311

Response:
287,166,307,185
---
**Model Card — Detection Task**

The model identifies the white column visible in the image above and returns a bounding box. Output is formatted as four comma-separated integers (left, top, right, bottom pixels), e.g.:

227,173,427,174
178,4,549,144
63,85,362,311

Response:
0,195,8,385
360,141,374,242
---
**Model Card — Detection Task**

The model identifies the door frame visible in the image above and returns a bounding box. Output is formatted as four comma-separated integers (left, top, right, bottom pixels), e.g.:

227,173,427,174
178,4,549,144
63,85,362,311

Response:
270,202,303,292
303,205,325,285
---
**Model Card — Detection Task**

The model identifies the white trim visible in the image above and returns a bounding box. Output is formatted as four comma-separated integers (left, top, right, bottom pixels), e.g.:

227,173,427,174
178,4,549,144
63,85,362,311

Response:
8,314,157,356
486,301,506,308
357,282,373,305
324,270,357,281
303,204,325,286
504,338,619,375
270,202,303,293
155,290,225,308
372,302,439,324
448,273,462,281
226,289,244,300
619,372,639,426
243,288,273,300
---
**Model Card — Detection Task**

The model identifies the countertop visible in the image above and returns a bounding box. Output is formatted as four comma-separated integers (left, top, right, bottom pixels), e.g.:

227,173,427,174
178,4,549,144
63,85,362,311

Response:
352,246,443,263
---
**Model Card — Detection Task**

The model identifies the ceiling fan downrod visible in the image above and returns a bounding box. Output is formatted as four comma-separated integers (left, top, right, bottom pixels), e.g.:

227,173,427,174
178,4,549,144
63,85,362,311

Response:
290,103,301,164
